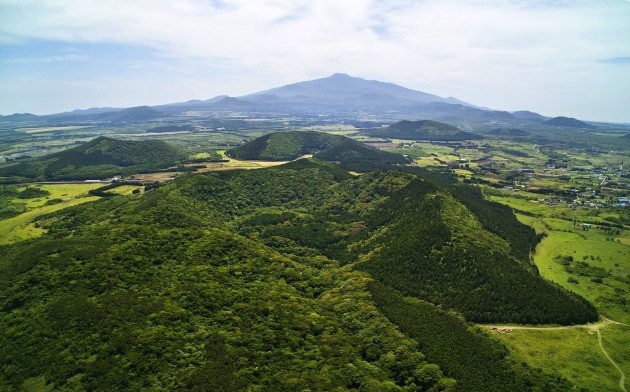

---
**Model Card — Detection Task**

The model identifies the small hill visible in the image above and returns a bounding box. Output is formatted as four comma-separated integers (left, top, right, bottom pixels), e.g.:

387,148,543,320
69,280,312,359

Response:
0,136,186,181
313,138,409,164
228,131,343,161
542,116,596,129
228,131,408,164
365,120,482,141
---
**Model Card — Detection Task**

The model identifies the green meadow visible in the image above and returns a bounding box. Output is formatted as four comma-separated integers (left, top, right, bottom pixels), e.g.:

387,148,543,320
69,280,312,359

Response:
0,184,102,244
498,327,619,392
489,190,630,391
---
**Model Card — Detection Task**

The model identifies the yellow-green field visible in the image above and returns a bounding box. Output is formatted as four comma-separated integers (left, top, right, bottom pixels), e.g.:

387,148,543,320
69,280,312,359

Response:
0,184,102,245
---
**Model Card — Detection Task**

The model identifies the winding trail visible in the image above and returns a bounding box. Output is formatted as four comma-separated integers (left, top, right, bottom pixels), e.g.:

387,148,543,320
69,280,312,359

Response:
480,317,629,391
597,329,626,392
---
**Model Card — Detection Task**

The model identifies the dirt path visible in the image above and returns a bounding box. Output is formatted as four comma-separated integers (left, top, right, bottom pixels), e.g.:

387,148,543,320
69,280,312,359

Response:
597,329,627,392
480,317,617,332
480,318,628,392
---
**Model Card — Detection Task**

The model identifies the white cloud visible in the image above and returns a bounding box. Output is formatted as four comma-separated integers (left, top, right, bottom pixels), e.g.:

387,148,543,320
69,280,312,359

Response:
0,0,629,121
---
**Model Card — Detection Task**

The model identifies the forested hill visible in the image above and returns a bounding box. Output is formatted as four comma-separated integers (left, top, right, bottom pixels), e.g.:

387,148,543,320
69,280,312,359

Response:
0,136,186,181
227,131,409,164
364,120,482,141
542,116,596,129
0,159,595,390
227,131,343,160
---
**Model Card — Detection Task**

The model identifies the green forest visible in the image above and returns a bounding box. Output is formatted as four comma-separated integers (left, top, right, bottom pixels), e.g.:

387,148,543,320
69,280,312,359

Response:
363,120,482,141
0,158,598,391
0,137,187,182
228,131,409,164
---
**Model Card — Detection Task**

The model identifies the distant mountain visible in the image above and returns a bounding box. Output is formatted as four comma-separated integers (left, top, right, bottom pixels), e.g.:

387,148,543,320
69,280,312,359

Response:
364,120,482,141
51,107,124,117
243,73,475,108
0,113,39,122
97,106,164,122
2,74,613,128
0,136,186,181
153,96,230,114
228,131,408,164
542,116,596,129
414,102,518,123
511,110,548,121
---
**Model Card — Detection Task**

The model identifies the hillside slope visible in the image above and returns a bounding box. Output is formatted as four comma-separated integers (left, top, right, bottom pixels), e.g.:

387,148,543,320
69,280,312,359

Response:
227,131,343,161
542,116,596,129
0,136,186,181
228,131,409,164
0,161,596,390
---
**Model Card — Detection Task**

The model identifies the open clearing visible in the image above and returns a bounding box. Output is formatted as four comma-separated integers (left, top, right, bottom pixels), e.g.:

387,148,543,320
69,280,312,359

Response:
0,184,101,244
488,190,630,391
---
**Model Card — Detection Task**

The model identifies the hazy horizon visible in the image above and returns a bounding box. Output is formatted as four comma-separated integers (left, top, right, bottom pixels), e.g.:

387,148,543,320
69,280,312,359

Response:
1,0,629,122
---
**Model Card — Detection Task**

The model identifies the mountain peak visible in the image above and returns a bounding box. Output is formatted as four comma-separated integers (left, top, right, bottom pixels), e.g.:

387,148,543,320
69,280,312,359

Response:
329,73,351,78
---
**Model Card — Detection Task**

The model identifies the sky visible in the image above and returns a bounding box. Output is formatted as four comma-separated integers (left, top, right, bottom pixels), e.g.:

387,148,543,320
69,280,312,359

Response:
0,0,629,122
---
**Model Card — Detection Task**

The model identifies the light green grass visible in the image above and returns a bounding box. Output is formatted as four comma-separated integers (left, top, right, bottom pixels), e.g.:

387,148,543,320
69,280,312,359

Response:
497,328,620,391
0,184,101,245
107,185,143,196
191,152,212,159
601,324,630,390
493,191,630,391
533,230,629,323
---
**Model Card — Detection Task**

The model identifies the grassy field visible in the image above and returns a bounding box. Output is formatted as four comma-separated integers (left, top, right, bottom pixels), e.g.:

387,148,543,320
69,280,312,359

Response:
497,327,620,391
602,324,630,388
488,190,630,391
0,184,101,245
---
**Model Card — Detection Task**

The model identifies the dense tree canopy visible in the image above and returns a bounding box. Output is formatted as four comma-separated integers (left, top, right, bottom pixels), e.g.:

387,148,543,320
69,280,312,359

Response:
0,159,596,390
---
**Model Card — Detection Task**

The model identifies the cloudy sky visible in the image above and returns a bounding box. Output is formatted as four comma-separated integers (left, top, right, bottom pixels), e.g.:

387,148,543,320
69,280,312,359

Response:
1,0,629,122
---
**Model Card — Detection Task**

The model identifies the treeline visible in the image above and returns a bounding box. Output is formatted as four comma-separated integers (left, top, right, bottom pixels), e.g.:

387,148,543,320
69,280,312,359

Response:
0,137,186,181
369,281,577,392
359,178,598,324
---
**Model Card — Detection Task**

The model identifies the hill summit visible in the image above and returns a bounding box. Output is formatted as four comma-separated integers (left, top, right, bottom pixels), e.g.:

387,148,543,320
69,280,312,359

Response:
227,131,409,164
542,116,596,129
364,120,482,141
0,136,186,181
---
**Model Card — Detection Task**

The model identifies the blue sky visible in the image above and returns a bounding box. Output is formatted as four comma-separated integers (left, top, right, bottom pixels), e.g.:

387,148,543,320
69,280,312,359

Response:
0,0,629,122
